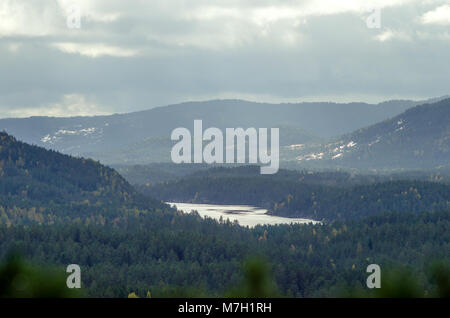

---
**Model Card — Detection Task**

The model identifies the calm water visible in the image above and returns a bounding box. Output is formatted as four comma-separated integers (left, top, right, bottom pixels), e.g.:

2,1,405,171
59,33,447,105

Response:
167,202,319,228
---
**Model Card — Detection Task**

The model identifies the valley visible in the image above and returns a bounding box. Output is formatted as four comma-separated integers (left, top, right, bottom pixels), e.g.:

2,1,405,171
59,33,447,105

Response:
0,97,449,298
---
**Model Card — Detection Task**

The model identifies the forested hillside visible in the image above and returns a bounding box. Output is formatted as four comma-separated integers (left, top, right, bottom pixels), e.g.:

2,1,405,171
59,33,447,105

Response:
1,210,448,297
0,133,448,298
140,166,450,222
118,163,450,186
0,132,168,225
0,98,430,166
286,98,450,169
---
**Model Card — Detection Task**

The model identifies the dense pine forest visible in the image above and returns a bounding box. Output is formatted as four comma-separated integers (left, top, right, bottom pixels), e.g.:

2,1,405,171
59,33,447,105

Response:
0,132,168,225
1,210,449,297
139,166,450,222
0,132,449,297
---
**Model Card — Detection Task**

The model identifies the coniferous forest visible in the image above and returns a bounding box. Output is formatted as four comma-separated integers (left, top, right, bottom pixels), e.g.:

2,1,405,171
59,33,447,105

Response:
0,132,449,297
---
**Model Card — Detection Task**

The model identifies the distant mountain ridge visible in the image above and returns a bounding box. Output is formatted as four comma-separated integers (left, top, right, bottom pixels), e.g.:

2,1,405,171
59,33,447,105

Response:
0,98,439,165
288,98,450,169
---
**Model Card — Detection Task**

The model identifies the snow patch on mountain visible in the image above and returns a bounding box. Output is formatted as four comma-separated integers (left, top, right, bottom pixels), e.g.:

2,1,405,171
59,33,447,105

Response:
368,137,381,147
285,144,304,150
40,127,102,144
297,152,324,161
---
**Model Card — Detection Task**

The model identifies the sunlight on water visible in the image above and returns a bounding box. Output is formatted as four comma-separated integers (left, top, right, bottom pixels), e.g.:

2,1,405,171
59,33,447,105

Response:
167,202,320,228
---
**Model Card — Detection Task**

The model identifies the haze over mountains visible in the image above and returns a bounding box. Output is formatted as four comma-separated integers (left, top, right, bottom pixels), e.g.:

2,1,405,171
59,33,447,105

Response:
0,96,449,170
289,98,450,170
0,98,426,147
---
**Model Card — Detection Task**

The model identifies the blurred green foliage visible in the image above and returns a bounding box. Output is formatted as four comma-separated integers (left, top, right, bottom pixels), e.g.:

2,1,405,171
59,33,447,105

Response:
225,257,279,298
428,261,450,298
0,252,82,298
1,252,448,298
342,262,450,298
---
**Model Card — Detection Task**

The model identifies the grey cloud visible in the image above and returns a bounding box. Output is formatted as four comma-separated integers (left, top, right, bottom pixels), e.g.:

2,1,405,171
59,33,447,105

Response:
0,0,449,117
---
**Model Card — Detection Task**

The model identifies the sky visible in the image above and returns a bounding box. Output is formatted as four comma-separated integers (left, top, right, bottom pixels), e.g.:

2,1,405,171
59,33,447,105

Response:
0,0,449,118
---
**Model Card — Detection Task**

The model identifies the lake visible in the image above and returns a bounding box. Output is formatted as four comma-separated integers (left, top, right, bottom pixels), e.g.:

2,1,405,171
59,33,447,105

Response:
167,202,320,228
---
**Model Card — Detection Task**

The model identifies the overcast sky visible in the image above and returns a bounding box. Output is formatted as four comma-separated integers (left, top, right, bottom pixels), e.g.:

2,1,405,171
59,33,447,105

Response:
1,0,449,118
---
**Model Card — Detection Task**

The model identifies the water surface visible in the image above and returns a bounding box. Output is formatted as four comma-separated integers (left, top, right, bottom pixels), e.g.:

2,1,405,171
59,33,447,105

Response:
168,202,319,228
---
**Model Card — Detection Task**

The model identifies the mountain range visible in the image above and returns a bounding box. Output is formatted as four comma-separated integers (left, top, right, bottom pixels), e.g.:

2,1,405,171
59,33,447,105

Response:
0,96,449,170
288,98,450,170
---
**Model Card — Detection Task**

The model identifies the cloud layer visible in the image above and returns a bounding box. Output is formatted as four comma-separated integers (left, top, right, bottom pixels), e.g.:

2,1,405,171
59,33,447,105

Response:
0,0,449,117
